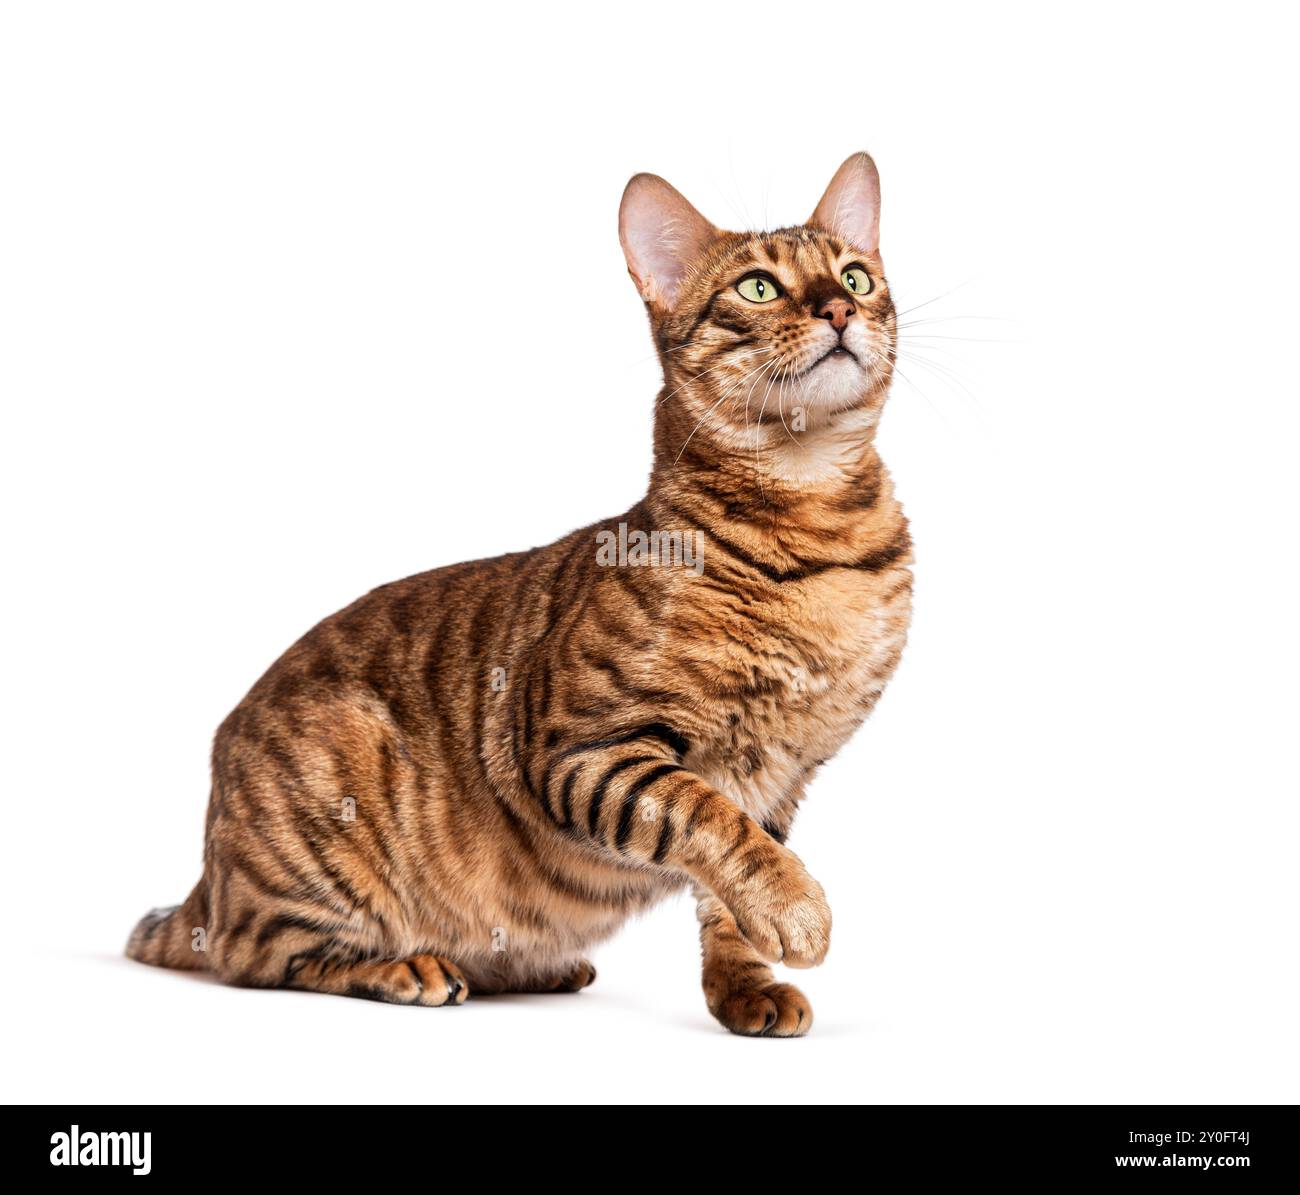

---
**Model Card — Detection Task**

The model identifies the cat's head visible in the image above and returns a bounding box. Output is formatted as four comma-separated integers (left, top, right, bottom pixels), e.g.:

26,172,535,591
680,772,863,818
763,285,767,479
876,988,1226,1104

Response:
620,153,894,460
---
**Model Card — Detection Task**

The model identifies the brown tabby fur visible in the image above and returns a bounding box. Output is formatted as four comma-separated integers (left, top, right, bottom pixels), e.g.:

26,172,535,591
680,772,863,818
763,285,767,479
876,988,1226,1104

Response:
127,154,912,1036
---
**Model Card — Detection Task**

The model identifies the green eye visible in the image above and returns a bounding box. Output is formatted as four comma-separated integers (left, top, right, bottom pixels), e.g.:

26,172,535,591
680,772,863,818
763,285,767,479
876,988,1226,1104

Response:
736,273,781,303
841,265,872,296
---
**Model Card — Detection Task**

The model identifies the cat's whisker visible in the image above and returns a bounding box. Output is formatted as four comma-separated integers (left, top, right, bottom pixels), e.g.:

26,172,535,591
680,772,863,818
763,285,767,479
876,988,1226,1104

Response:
707,353,774,423
857,351,891,406
894,338,975,378
776,367,800,447
677,369,773,467
741,354,784,446
893,347,983,409
660,337,726,360
750,360,788,475
888,358,949,422
898,331,1018,344
893,279,976,318
629,332,749,369
895,336,979,370
896,314,1014,330
739,355,787,486
737,355,785,434
894,349,984,403
657,346,774,410
662,343,771,388
675,354,780,464
893,334,987,418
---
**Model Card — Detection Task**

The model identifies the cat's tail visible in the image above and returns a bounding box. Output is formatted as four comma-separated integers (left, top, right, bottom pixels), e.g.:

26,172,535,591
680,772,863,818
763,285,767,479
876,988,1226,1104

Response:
125,880,210,971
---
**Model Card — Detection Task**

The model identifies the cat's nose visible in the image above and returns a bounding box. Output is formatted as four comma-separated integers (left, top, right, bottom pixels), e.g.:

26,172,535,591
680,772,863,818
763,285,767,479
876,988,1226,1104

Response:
816,297,854,331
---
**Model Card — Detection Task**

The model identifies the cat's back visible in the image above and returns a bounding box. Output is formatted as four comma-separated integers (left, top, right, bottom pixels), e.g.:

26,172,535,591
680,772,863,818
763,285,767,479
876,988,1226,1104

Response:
209,525,610,781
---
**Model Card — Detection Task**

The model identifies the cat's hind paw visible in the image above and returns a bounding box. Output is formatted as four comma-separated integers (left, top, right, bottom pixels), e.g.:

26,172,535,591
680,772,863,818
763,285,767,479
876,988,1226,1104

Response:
287,952,469,1007
544,959,598,993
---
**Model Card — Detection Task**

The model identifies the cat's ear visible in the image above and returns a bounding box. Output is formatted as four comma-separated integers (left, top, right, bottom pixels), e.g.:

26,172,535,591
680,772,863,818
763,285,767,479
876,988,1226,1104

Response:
619,173,718,310
809,152,881,255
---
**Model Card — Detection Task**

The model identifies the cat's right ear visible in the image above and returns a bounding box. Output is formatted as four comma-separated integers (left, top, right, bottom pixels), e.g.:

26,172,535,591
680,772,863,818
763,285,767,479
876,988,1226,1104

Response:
619,174,718,311
809,152,881,256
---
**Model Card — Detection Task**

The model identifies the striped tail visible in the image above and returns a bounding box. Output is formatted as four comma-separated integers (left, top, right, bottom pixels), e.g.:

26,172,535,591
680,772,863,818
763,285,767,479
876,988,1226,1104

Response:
125,881,210,970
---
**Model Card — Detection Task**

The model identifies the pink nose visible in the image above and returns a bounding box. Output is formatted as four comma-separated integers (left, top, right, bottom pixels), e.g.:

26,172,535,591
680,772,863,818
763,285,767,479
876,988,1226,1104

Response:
817,297,854,331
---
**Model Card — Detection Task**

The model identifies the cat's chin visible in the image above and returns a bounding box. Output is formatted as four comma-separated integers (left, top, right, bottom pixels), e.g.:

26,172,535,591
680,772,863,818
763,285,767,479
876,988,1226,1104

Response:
790,354,878,416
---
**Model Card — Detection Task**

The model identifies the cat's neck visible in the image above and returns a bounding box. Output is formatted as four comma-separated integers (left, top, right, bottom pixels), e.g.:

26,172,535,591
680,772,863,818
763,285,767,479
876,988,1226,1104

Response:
643,403,907,576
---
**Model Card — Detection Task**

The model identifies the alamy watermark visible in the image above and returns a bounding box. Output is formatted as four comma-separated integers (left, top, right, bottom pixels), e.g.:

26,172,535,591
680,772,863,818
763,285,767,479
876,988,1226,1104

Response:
50,1126,151,1175
595,522,704,576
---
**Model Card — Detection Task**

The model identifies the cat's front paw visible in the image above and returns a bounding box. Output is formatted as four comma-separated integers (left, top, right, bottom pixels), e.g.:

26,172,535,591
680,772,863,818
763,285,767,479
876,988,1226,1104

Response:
709,980,813,1037
721,848,831,968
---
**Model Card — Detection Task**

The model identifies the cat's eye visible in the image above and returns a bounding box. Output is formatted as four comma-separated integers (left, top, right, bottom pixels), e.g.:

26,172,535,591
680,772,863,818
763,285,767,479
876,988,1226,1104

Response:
735,273,782,303
841,265,872,296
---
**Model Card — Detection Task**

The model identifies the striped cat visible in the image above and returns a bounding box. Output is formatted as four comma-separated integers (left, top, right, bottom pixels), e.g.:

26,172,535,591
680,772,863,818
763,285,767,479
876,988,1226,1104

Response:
127,152,912,1037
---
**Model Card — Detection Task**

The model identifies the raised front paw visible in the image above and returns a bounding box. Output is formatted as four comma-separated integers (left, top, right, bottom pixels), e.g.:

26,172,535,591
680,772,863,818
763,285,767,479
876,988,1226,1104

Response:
709,980,813,1038
720,846,831,968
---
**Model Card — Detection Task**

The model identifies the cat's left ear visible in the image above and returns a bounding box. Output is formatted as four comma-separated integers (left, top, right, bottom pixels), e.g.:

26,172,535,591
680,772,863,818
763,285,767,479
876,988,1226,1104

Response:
809,152,881,256
619,173,718,310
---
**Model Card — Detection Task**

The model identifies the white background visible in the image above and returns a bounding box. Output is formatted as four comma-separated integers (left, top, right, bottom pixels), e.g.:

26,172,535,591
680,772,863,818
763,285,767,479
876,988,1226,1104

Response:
2,2,1296,1105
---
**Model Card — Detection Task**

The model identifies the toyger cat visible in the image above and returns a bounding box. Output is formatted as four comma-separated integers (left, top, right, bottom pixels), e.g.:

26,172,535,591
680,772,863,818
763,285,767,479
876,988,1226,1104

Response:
127,152,912,1037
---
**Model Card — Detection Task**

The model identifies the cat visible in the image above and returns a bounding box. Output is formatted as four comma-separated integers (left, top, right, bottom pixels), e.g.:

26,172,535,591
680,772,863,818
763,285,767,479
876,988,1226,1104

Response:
127,152,912,1037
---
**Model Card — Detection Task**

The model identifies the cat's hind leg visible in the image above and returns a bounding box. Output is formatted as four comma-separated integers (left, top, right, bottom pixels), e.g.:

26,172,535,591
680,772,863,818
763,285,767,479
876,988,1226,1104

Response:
283,951,469,1006
542,959,598,993
203,855,470,1006
510,959,597,993
208,899,469,1006
467,958,597,995
696,888,812,1037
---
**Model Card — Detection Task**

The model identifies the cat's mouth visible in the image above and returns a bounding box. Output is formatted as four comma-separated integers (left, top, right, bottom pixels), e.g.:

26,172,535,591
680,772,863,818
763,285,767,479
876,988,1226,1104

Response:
801,345,858,376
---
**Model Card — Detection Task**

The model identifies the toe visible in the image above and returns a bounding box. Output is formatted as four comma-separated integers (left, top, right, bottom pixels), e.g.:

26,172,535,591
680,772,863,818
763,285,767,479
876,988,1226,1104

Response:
717,990,781,1036
714,983,811,1037
409,955,468,1006
762,983,812,1037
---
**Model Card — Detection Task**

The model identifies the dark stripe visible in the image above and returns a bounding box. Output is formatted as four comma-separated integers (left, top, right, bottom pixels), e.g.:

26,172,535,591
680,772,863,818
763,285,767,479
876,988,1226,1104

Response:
652,809,675,864
735,843,768,879
611,722,689,759
614,764,682,851
677,289,725,349
222,839,349,917
376,738,404,825
580,648,683,706
558,767,579,829
541,722,690,813
531,848,622,905
586,755,658,840
296,823,374,915
223,907,257,946
760,817,789,845
326,751,402,887
137,907,175,942
255,912,337,948
611,566,656,616
832,474,882,511
683,796,710,840
720,818,750,861
463,584,554,877
281,948,328,985
674,506,911,584
710,310,750,335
